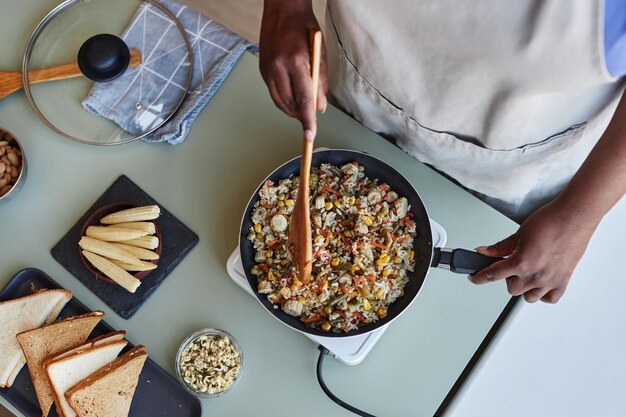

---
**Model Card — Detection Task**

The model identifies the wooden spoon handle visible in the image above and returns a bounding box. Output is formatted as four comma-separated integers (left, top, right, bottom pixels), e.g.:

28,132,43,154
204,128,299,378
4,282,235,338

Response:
0,49,142,100
28,48,142,84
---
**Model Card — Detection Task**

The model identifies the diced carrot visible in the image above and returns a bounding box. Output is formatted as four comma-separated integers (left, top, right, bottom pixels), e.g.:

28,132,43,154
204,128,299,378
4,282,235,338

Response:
370,240,388,250
365,274,376,282
353,312,366,322
335,309,347,319
408,212,415,218
304,314,322,325
260,204,275,209
265,239,279,248
351,162,359,166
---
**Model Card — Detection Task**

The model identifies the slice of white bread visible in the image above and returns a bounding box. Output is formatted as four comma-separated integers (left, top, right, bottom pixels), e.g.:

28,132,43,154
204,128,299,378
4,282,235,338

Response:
16,311,104,417
66,346,148,417
45,338,128,417
48,331,126,364
0,289,72,388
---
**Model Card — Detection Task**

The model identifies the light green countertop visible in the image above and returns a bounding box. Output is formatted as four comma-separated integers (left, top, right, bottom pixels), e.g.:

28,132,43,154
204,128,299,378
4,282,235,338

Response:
0,2,516,416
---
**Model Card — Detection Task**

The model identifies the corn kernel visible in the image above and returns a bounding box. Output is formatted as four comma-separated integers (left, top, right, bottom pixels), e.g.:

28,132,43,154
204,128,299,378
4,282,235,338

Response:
314,235,325,243
349,196,356,206
280,287,291,298
254,224,262,233
382,268,392,277
292,277,300,285
298,296,306,303
266,250,273,258
394,256,403,264
350,265,361,272
247,231,256,240
363,216,374,226
376,288,384,299
277,200,285,207
267,271,275,281
321,321,331,332
380,253,389,259
321,280,329,291
333,200,341,208
375,258,389,267
376,307,387,318
278,193,286,200
290,284,298,292
331,258,340,267
409,250,415,261
251,266,260,275
324,202,333,211
285,199,295,207
361,299,371,311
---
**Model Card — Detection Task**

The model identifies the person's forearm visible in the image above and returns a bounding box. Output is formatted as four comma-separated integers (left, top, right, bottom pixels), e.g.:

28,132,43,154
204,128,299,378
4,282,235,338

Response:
264,0,312,12
553,91,626,228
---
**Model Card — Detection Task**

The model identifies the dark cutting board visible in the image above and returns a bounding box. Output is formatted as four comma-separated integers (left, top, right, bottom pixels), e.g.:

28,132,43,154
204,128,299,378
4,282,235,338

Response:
51,175,198,319
0,268,202,417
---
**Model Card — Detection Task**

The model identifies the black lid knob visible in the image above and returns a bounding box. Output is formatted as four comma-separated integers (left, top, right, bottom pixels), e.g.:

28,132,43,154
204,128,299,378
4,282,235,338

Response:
77,34,131,82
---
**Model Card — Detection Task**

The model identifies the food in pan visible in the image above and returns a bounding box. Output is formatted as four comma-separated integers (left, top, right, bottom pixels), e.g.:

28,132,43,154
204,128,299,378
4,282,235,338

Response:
78,205,161,293
248,162,417,333
0,139,23,197
0,289,72,388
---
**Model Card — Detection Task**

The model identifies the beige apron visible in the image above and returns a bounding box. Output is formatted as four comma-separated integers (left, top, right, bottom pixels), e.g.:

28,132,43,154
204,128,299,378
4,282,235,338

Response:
325,0,625,221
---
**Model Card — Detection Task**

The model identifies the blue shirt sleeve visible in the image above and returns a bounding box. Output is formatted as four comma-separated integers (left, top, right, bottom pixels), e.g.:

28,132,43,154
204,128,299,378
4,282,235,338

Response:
605,0,626,77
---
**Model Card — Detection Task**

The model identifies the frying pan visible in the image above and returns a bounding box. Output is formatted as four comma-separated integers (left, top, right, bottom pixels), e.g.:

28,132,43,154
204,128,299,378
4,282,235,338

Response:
239,149,501,338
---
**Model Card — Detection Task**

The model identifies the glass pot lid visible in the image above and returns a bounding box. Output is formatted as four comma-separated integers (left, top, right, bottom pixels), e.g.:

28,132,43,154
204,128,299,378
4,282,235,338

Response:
22,0,193,145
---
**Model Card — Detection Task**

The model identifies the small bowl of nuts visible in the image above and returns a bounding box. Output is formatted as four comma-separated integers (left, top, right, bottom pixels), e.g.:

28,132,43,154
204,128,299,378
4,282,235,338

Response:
175,329,243,398
0,129,27,202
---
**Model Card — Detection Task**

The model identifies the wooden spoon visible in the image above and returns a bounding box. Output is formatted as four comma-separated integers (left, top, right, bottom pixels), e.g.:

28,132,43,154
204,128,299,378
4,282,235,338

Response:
0,48,142,100
288,29,323,284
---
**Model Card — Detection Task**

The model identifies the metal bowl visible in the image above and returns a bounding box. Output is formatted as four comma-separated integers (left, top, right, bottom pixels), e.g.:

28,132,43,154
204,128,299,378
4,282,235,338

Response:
175,328,244,398
0,129,27,203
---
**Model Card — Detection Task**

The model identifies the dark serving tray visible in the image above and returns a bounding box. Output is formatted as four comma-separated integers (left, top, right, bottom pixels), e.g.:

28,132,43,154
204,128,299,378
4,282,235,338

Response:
0,268,202,417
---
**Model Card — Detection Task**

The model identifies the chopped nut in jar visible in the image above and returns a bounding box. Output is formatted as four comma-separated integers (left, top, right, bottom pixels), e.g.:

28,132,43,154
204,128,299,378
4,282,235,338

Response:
178,333,241,395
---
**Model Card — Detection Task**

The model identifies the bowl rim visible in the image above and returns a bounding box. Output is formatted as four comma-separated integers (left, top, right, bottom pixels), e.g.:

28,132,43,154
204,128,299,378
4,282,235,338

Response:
175,328,244,398
0,128,27,202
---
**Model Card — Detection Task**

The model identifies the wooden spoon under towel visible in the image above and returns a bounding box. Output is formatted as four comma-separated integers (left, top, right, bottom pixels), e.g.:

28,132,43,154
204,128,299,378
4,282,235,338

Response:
288,29,323,284
0,48,142,100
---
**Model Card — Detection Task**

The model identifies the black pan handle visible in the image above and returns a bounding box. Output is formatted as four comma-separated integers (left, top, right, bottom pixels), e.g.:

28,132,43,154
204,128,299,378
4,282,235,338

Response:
431,248,503,275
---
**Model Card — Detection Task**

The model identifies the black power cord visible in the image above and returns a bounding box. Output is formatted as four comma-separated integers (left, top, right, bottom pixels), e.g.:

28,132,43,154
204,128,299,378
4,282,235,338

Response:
316,345,377,417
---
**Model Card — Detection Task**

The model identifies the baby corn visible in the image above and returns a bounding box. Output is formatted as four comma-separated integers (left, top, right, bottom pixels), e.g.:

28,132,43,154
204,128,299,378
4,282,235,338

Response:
100,205,160,224
123,235,160,250
86,226,145,242
109,221,156,235
111,243,160,261
79,237,143,267
82,250,141,293
112,259,158,272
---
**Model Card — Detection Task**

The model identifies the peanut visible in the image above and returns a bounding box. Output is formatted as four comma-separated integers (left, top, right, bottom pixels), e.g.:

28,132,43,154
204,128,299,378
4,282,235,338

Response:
0,141,7,147
0,185,11,196
7,152,18,166
0,162,5,176
0,179,6,188
1,156,9,166
10,165,17,178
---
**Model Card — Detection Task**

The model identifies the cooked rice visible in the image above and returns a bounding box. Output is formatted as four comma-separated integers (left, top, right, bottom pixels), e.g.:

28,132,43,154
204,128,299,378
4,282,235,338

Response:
248,162,417,333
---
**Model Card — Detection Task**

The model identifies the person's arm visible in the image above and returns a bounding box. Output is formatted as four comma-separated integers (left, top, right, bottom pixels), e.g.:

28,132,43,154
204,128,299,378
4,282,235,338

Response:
470,90,626,303
259,0,328,141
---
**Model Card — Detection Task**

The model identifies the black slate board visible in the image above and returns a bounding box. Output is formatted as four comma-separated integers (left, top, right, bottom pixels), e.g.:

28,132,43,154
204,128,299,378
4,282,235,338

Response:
0,268,202,417
51,175,198,319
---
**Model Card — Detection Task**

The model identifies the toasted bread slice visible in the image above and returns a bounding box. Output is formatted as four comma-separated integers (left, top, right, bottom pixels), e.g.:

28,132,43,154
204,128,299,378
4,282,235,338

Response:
16,311,104,416
45,339,128,417
49,331,126,363
66,346,148,417
0,289,72,388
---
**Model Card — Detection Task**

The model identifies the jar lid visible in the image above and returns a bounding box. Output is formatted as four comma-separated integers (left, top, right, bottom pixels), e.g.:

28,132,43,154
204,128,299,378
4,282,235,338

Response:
22,0,193,145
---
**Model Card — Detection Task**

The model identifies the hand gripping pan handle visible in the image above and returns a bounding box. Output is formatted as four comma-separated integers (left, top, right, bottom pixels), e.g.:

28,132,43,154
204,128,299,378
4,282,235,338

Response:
431,248,503,275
